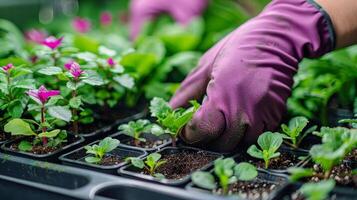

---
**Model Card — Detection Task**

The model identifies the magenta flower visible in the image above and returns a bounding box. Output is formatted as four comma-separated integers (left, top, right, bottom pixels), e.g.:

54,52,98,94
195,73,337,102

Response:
64,60,74,70
64,61,83,79
25,29,47,44
27,85,60,105
100,12,112,26
2,63,13,73
42,36,63,50
72,17,91,33
107,58,115,67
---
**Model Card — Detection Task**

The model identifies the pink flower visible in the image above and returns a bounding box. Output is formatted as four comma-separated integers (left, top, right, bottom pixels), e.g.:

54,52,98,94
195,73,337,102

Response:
107,58,115,67
2,63,13,73
64,61,83,79
27,85,60,105
100,12,112,26
25,29,47,44
42,36,63,50
72,17,91,33
64,60,74,70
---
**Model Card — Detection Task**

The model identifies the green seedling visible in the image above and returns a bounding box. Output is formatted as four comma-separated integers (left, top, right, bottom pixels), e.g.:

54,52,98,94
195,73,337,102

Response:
247,132,283,169
149,97,200,147
126,153,166,178
118,119,152,147
84,137,120,164
280,116,316,149
299,180,335,200
192,158,257,195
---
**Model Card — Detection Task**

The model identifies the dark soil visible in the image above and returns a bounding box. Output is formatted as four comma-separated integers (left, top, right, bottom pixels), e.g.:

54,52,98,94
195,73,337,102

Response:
214,181,279,200
100,155,123,166
123,137,170,149
8,136,79,155
10,142,59,154
345,149,357,162
244,152,301,170
0,132,18,142
142,150,219,180
306,163,356,188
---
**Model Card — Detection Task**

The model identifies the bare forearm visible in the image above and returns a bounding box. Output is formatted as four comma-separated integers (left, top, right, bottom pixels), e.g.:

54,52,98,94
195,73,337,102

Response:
315,0,357,48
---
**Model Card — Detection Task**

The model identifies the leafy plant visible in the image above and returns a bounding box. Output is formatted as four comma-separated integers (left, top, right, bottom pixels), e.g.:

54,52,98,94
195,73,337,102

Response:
4,86,69,151
299,180,335,200
118,119,152,146
310,128,357,178
247,132,283,169
84,137,120,164
192,158,257,195
149,97,200,146
0,63,35,119
279,116,316,149
126,153,166,178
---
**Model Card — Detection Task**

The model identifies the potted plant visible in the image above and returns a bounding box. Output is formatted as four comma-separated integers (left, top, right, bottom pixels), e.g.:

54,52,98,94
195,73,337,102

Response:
245,132,307,173
59,137,146,174
1,85,84,160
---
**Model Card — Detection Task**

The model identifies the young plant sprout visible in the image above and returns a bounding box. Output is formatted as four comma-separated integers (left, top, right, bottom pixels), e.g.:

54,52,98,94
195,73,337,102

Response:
4,86,69,152
149,97,200,147
299,180,335,200
279,116,317,149
310,128,357,179
247,132,283,169
126,153,166,178
192,158,257,195
118,119,152,146
84,137,120,164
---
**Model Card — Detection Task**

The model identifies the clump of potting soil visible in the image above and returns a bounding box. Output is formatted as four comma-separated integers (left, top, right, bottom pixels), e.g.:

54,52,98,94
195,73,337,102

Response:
123,137,170,149
251,152,301,170
345,149,357,162
100,155,124,166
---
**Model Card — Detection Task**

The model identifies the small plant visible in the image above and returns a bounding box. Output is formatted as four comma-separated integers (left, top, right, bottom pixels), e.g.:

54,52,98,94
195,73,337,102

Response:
279,116,316,149
299,180,335,200
192,158,257,195
0,63,35,119
126,153,166,178
247,132,283,169
149,97,200,147
118,119,152,146
4,86,69,152
339,114,357,128
310,128,357,179
38,61,105,134
84,137,120,164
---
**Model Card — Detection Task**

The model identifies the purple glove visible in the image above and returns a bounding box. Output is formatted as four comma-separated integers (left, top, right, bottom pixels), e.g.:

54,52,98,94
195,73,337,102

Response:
170,0,335,152
129,0,208,40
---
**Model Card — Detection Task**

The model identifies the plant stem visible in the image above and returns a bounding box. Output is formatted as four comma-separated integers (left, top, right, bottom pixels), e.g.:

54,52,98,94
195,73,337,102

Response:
134,138,140,147
72,82,79,135
41,105,47,145
264,159,269,169
324,170,332,179
222,185,228,195
171,136,176,147
6,74,12,99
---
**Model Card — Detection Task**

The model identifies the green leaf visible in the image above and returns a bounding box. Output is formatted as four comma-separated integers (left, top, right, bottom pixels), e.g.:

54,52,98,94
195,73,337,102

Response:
69,96,82,109
113,74,135,89
82,70,105,86
7,100,24,118
234,162,258,181
258,132,283,151
153,173,165,180
98,137,120,153
38,129,61,138
299,180,335,200
137,37,166,63
247,145,264,159
150,124,165,136
37,66,63,75
85,156,101,164
18,140,33,152
149,97,172,119
48,106,72,122
192,171,216,190
288,167,314,182
12,79,35,90
127,157,145,169
4,119,36,136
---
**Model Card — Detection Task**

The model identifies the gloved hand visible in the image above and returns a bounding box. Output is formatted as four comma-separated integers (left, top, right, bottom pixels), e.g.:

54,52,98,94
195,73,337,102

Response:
170,0,335,152
129,0,208,40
